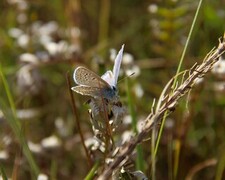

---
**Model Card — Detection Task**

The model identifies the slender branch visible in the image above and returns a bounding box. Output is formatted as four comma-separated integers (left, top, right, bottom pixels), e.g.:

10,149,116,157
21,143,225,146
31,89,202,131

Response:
66,72,93,167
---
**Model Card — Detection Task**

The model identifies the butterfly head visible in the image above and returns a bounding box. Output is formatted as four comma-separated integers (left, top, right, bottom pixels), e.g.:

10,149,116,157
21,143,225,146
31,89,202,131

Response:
112,86,116,91
101,85,119,102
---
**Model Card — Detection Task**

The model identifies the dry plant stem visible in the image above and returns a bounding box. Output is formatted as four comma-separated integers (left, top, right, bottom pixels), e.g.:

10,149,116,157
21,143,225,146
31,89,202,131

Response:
97,79,115,154
12,153,22,179
100,95,114,158
98,36,225,179
66,72,92,167
185,158,217,180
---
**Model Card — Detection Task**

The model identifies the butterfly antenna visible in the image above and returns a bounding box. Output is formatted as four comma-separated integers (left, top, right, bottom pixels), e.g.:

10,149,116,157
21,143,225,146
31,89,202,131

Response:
117,72,135,84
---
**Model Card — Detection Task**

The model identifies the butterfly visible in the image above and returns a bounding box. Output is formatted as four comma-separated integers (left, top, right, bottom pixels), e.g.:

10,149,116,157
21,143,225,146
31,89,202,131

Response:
71,45,124,102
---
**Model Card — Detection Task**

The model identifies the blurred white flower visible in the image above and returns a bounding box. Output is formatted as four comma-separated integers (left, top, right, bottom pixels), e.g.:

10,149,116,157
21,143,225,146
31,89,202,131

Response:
0,150,9,160
7,0,25,5
123,115,132,124
41,135,61,149
31,21,42,34
85,137,98,149
36,51,49,62
17,13,27,24
17,33,30,48
212,57,225,76
133,83,144,98
11,19,81,63
44,40,71,56
28,141,42,154
85,137,105,152
0,176,11,180
17,0,28,10
7,0,19,4
19,53,39,64
165,118,174,129
37,174,48,180
58,40,69,53
70,27,81,38
105,158,114,164
3,135,12,146
38,21,59,36
137,119,145,133
110,48,117,61
44,42,59,55
39,35,53,45
123,53,134,65
17,65,35,86
148,4,158,13
149,19,159,28
121,131,134,144
68,44,80,54
8,28,23,38
17,64,43,95
55,117,69,137
0,110,4,122
193,77,204,85
125,64,140,78
213,82,225,92
16,108,42,119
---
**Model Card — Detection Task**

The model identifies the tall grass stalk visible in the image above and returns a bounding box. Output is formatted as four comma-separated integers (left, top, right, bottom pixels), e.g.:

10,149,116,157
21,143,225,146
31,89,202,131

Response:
50,160,57,180
126,79,144,171
84,161,100,180
151,125,156,180
152,0,203,179
0,63,39,177
215,148,225,180
98,0,110,57
0,163,8,180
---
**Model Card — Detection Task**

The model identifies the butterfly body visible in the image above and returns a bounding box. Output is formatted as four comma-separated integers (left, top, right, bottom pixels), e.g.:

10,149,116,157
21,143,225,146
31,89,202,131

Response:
72,45,126,128
72,45,124,102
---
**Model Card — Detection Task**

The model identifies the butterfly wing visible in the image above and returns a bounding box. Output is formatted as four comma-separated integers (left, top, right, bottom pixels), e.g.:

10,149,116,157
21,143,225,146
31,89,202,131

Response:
71,86,102,98
112,44,124,86
101,70,114,87
73,66,110,88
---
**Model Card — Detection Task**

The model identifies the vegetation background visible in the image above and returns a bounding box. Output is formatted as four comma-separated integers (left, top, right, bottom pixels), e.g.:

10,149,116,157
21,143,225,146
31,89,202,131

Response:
0,0,225,179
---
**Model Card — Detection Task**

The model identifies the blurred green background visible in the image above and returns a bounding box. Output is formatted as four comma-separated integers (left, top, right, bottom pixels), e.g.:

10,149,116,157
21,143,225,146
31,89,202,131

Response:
0,0,225,179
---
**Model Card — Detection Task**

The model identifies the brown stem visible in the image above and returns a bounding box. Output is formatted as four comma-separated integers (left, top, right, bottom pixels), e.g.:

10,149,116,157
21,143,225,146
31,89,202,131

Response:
66,72,93,167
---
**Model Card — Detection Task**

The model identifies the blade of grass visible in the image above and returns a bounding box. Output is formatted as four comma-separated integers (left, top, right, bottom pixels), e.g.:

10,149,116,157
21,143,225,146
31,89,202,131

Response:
126,78,144,171
50,160,57,180
153,0,203,178
151,125,156,180
0,62,39,177
0,163,8,180
215,146,225,180
98,0,110,57
175,0,203,77
84,161,100,180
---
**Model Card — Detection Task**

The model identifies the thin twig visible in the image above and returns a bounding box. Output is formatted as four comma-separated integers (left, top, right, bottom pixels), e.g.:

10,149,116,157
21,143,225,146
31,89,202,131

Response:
66,72,92,167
